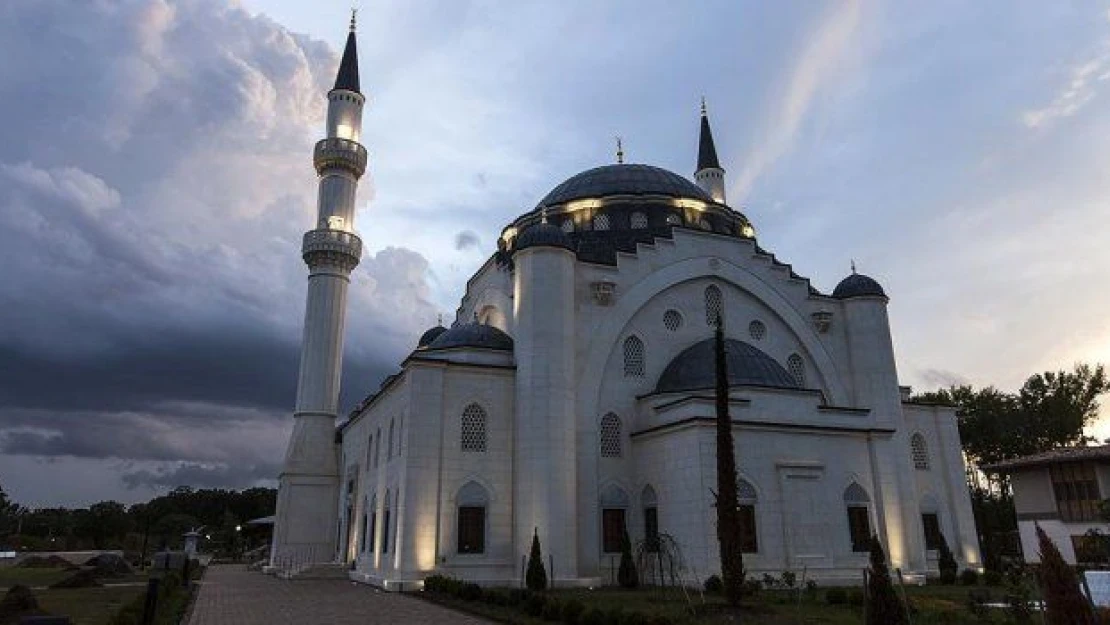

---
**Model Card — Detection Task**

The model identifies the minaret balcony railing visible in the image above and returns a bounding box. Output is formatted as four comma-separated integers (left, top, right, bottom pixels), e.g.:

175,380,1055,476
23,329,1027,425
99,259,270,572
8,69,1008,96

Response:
302,228,362,270
313,138,367,177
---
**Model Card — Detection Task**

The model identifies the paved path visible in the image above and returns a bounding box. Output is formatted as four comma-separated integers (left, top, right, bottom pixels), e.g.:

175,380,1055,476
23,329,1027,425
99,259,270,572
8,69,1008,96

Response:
187,565,491,625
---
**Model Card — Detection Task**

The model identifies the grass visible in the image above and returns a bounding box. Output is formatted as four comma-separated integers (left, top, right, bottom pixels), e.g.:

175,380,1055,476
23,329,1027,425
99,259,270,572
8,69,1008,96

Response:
0,567,72,588
36,585,146,625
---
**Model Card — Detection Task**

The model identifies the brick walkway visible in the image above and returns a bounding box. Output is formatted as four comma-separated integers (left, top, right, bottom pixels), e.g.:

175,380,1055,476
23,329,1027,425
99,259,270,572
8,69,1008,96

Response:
187,565,490,624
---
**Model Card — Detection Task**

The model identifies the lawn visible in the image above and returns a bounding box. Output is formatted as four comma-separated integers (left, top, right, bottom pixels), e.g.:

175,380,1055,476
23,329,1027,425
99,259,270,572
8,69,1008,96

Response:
0,567,72,588
36,585,147,625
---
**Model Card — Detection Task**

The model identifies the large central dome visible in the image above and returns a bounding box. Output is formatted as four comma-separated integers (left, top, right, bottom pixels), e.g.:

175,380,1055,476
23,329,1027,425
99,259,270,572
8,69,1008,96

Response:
538,164,712,207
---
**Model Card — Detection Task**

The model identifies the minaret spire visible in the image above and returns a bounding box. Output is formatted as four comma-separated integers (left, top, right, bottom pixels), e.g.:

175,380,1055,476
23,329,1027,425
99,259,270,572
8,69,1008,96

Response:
616,136,624,164
694,98,726,203
334,11,361,93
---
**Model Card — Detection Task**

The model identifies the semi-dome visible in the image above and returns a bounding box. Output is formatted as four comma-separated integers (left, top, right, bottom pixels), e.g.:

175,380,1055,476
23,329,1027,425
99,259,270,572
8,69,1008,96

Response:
515,221,574,252
832,273,886,299
417,324,448,348
538,164,712,207
427,322,514,351
655,338,800,394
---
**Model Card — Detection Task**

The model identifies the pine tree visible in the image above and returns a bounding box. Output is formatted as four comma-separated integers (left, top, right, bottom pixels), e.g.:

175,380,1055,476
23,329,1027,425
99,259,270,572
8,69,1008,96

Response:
526,528,548,591
713,318,746,605
866,535,908,625
1036,524,1095,625
937,533,958,585
617,525,638,589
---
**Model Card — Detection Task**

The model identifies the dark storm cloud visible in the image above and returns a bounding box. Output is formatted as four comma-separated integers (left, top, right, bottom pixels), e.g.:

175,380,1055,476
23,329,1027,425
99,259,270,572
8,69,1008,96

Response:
0,0,435,503
454,230,481,251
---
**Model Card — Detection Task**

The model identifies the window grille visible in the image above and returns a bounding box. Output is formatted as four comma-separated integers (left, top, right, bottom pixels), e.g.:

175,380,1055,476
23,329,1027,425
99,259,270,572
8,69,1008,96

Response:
698,218,712,231
748,320,766,341
787,353,805,386
910,433,930,470
630,212,648,229
461,403,488,452
704,285,723,326
665,213,682,226
1051,462,1101,522
593,213,611,231
663,309,683,332
600,413,622,458
623,336,644,377
561,218,574,233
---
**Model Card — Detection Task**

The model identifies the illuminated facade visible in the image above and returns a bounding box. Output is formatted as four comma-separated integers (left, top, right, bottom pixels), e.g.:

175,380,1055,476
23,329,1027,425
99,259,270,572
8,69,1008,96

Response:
274,17,981,588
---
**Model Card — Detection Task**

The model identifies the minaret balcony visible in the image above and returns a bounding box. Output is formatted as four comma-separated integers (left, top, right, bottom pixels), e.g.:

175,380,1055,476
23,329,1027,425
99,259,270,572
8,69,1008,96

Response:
313,138,367,177
302,228,362,271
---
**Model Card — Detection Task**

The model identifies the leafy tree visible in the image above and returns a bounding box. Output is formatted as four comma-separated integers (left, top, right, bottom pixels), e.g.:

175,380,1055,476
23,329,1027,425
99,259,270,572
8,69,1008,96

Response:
617,526,638,589
936,534,958,585
1035,524,1095,625
526,528,547,591
865,535,908,625
712,318,745,605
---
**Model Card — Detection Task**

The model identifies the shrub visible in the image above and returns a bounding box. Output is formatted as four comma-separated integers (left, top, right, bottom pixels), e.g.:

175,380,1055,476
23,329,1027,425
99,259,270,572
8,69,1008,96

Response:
646,615,674,625
483,589,509,606
460,583,483,601
983,569,1004,587
848,589,864,607
507,588,531,606
604,607,625,625
742,578,762,596
966,589,992,623
937,534,959,585
780,570,796,589
541,597,562,621
825,588,848,605
580,608,606,625
703,575,723,594
960,568,980,586
524,593,547,617
526,529,548,592
561,598,585,624
618,527,639,589
620,611,647,625
761,573,778,589
1036,525,1096,625
865,535,908,625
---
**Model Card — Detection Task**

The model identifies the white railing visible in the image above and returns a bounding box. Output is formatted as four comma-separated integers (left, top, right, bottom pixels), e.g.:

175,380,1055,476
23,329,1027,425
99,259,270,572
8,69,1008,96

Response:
272,545,331,579
313,138,368,176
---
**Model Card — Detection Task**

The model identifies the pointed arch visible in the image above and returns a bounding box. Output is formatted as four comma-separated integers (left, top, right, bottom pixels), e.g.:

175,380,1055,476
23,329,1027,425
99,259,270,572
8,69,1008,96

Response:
642,484,659,552
456,480,488,554
844,482,871,552
600,483,630,554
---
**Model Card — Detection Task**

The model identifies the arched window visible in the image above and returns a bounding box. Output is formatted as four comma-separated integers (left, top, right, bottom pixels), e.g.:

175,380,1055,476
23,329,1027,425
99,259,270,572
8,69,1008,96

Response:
748,320,766,341
663,309,683,332
738,478,758,553
561,218,574,233
359,503,368,554
911,433,930,470
642,485,659,552
600,413,622,458
704,285,723,326
388,419,395,460
593,213,611,231
381,490,392,554
366,433,373,466
367,494,377,555
920,495,943,551
461,403,488,452
665,213,682,226
697,218,712,231
787,353,805,386
457,481,489,554
374,427,381,467
630,211,648,229
397,417,404,456
600,484,629,553
844,483,872,553
623,336,645,377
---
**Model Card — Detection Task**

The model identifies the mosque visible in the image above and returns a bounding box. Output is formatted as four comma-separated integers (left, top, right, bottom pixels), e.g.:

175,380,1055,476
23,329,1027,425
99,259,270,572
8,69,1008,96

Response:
270,19,982,588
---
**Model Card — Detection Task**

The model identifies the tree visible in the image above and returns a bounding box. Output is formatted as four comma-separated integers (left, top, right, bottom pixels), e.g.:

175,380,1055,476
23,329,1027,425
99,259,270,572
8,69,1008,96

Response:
865,535,908,625
617,525,638,589
936,534,958,585
712,317,745,605
526,528,547,591
1035,524,1095,625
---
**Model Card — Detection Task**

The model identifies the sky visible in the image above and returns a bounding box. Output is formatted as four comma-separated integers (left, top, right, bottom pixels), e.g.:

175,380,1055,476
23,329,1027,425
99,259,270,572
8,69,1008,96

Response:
0,0,1108,507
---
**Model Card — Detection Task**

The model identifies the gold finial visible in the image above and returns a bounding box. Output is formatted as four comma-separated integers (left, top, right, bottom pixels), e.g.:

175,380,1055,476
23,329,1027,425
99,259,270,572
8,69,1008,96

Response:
701,96,707,117
350,7,357,32
616,136,624,164
851,259,857,274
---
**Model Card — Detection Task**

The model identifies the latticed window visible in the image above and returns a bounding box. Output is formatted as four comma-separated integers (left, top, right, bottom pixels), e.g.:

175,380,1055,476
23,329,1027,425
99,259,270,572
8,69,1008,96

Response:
910,433,930,470
787,353,805,386
704,285,723,326
1051,462,1101,522
665,213,682,226
698,218,712,231
623,336,645,377
561,218,574,233
844,483,871,552
593,213,611,231
600,413,622,458
748,320,766,341
461,403,488,453
663,309,683,332
630,212,648,229
738,478,758,553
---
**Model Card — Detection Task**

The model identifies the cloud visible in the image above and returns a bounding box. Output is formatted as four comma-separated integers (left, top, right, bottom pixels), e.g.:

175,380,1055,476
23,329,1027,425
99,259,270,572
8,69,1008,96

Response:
1022,49,1110,128
454,230,481,250
732,0,865,199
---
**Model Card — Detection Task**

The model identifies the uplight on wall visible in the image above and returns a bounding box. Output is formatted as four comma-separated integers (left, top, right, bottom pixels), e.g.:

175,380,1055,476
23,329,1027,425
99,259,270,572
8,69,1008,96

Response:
328,215,346,231
336,123,355,141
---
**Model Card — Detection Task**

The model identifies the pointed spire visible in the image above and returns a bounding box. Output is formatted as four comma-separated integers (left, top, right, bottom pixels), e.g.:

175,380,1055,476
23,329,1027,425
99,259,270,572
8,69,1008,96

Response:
616,136,624,164
697,98,721,171
851,259,857,274
333,11,361,93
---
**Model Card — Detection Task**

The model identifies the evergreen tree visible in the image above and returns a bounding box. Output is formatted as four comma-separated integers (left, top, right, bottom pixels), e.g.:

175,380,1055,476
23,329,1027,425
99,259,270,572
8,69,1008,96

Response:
1036,524,1095,625
937,533,958,585
866,535,908,625
617,526,638,589
712,318,745,605
526,528,547,591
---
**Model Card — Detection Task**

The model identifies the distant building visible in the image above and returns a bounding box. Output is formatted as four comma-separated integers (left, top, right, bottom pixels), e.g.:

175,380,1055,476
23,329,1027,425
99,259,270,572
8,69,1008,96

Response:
271,17,983,588
986,446,1110,565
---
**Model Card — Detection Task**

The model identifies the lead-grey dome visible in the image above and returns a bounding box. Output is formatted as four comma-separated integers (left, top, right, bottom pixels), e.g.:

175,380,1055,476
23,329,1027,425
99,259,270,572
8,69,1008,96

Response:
655,338,800,393
832,273,886,299
538,164,712,207
515,221,574,251
417,325,448,348
427,322,514,351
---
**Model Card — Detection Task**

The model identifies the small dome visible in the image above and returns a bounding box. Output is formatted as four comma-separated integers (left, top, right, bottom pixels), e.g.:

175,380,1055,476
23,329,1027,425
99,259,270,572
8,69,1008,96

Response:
832,273,886,299
417,325,447,348
515,221,574,252
655,338,800,394
427,322,514,351
538,164,712,207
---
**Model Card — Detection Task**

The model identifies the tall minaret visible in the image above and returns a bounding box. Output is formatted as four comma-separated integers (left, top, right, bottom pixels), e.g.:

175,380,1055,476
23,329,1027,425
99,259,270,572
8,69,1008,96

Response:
694,99,726,204
271,14,366,569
